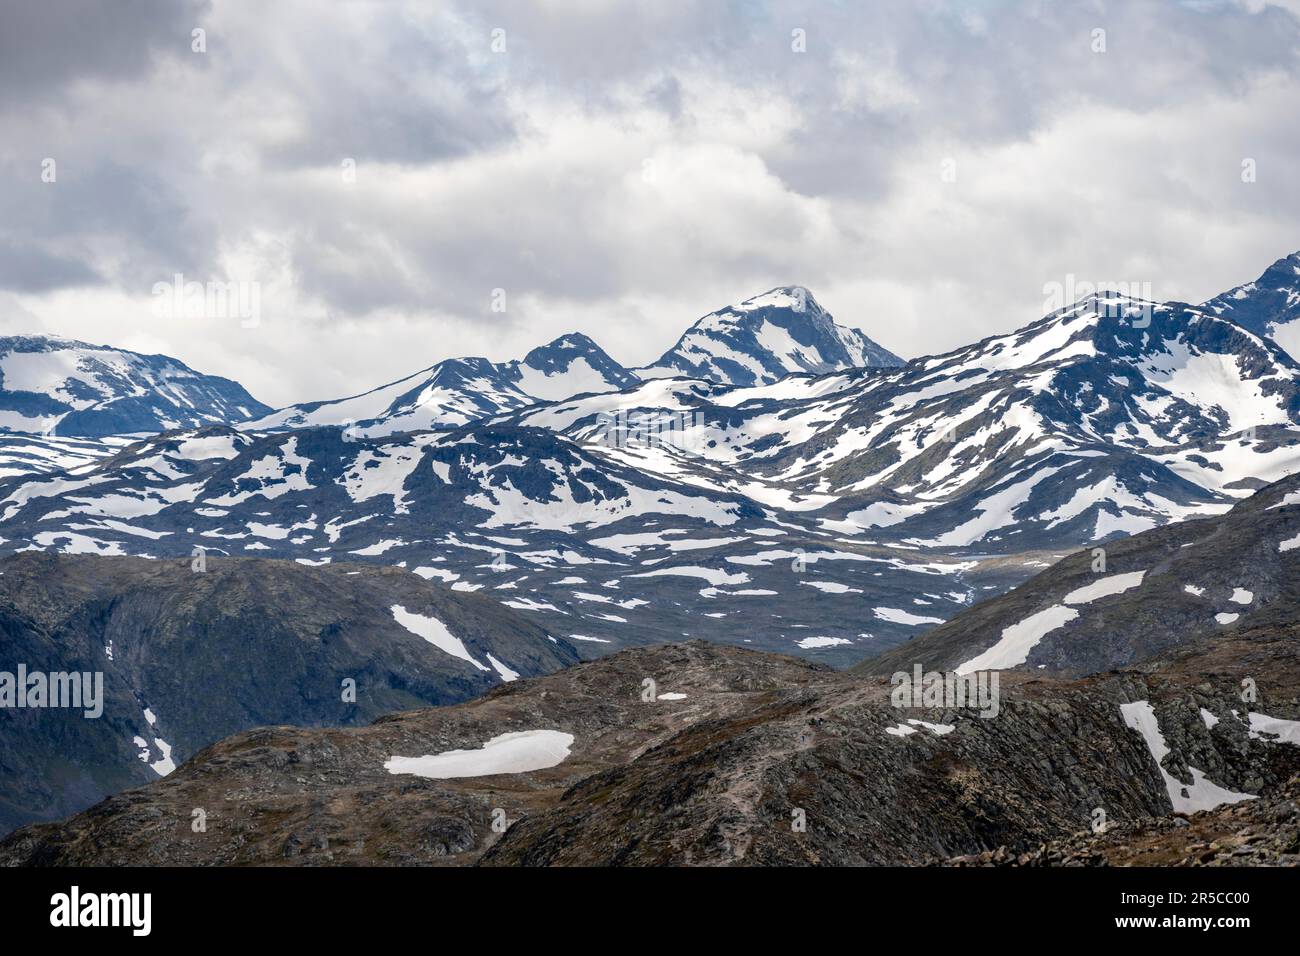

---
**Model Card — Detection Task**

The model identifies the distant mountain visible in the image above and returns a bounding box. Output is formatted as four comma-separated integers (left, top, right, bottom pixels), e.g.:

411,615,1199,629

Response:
245,333,639,437
517,291,1300,551
3,288,897,445
245,289,898,437
0,552,577,835
498,332,641,400
637,286,903,386
0,335,271,437
244,356,538,436
1202,250,1300,360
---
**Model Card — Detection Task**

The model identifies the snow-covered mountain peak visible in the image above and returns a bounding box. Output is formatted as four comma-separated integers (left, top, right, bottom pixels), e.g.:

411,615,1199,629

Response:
245,333,639,438
503,332,640,401
532,331,602,351
0,334,271,438
734,285,817,312
1202,250,1300,361
638,286,902,387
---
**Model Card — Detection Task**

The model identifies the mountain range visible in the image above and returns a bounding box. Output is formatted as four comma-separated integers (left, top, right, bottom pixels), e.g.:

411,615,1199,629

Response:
5,250,1300,857
3,254,1300,667
243,286,901,436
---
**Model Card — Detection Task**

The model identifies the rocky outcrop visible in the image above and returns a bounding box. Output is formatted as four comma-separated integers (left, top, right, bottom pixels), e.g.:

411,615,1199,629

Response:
947,776,1300,866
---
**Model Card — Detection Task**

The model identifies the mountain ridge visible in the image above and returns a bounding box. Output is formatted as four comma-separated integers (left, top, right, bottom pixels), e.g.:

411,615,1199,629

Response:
242,288,900,436
4,616,1297,865
0,334,271,438
1202,250,1300,361
0,552,578,835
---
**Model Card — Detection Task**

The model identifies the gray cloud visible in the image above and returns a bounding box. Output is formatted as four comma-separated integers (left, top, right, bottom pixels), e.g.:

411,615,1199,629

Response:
0,238,100,293
0,0,1298,407
0,0,211,106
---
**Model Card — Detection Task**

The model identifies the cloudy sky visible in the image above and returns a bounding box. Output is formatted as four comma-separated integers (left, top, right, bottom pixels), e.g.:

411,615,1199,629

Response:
2,0,1299,407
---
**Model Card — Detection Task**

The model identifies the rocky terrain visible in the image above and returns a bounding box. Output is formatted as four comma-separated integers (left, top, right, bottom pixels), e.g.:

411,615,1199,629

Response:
0,553,576,835
3,619,1297,866
858,470,1300,678
947,776,1300,866
945,625,1300,866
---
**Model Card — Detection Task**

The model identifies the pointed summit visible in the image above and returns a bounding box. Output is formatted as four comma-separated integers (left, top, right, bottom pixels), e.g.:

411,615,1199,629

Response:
638,286,902,387
502,332,639,401
1202,251,1300,359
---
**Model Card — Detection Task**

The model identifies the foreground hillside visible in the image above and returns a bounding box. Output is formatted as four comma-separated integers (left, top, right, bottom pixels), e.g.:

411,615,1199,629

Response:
0,553,576,835
4,622,1297,866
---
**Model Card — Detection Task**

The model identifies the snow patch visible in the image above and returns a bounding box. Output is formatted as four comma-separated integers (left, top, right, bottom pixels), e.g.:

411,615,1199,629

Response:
384,730,574,779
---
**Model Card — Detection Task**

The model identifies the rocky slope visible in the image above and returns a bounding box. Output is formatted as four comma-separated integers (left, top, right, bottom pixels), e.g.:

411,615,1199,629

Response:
948,776,1300,866
0,431,126,478
3,622,1297,866
857,470,1300,678
1203,251,1300,363
0,553,576,835
946,626,1300,866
